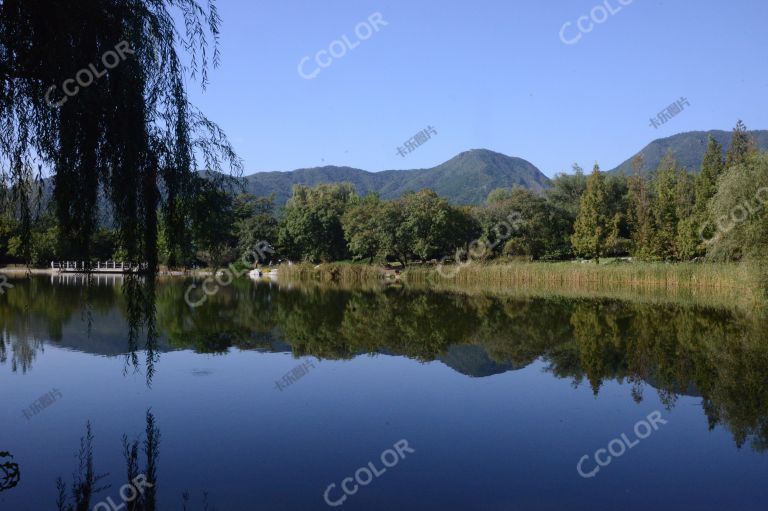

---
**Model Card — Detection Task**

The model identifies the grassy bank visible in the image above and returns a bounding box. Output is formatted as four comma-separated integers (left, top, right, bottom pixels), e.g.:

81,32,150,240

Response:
279,260,767,308
279,262,386,284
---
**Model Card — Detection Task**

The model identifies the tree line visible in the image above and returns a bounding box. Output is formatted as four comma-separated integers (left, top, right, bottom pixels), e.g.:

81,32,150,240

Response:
1,121,765,268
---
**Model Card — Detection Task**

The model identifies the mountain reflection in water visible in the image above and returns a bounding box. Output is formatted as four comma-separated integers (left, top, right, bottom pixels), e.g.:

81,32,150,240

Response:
2,275,767,453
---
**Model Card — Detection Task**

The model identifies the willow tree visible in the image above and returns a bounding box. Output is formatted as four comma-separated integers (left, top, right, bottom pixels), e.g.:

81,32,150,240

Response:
0,0,241,269
1,0,240,385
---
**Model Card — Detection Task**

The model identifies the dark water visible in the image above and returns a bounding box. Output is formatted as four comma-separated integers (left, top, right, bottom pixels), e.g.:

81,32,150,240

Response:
1,275,767,511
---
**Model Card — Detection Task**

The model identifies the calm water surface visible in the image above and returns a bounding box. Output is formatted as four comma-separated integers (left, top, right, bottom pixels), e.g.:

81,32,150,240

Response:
1,275,767,510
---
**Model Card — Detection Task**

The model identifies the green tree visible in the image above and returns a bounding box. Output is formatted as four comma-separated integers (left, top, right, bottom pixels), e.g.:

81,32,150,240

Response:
696,136,726,210
545,163,588,221
234,194,278,263
399,190,455,262
650,153,680,259
342,194,383,263
0,210,19,263
603,174,630,256
726,120,757,169
480,188,570,260
706,153,768,260
278,183,356,263
627,155,654,258
445,205,482,258
673,169,698,260
377,200,411,267
571,165,609,262
0,1,239,269
190,178,237,268
690,136,727,250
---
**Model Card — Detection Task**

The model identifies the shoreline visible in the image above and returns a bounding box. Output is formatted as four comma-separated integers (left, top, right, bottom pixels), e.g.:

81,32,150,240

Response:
4,261,764,308
278,260,767,307
0,266,278,279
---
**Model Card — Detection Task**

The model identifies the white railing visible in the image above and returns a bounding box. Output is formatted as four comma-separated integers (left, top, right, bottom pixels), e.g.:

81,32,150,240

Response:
51,261,148,272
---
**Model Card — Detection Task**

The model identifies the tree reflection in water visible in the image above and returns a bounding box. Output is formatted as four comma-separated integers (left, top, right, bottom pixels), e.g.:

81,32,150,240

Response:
0,451,20,493
55,411,215,511
2,276,768,452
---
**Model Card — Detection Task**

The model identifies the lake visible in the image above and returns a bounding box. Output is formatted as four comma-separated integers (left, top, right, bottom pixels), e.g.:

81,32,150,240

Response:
1,275,767,510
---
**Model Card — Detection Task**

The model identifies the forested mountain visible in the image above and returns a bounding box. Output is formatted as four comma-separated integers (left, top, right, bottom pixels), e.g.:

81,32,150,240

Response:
243,149,551,205
608,130,768,175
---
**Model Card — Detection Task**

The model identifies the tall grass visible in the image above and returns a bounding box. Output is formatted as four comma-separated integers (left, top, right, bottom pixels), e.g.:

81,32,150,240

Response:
277,260,767,308
279,262,384,284
403,260,765,307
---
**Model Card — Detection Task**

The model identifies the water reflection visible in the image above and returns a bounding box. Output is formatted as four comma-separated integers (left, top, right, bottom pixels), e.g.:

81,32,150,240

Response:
55,411,214,511
2,276,768,452
0,452,20,493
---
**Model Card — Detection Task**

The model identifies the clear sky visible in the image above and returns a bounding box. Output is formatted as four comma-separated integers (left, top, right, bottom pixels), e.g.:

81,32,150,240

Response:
185,0,768,177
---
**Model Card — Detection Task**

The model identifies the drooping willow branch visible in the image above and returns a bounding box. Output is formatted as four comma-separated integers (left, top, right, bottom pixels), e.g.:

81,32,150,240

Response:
0,0,243,268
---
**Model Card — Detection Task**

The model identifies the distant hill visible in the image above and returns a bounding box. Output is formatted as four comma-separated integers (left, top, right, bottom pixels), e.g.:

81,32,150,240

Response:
243,149,551,206
438,344,524,377
608,130,768,175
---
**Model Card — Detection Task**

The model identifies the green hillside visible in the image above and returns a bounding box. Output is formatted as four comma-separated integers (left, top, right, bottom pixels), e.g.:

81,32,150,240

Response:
608,130,768,175
243,149,551,205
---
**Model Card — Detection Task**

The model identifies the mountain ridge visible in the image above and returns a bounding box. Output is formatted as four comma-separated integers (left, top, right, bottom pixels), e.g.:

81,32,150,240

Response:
243,149,551,206
244,129,768,206
607,129,768,175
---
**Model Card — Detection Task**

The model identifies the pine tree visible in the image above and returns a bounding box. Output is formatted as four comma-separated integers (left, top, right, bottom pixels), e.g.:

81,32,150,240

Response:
650,152,680,260
696,136,725,210
627,155,655,259
674,170,698,260
571,164,609,262
690,136,726,254
725,120,757,169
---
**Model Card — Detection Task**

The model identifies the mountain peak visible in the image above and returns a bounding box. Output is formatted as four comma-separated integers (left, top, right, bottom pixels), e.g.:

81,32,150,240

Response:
447,148,522,163
244,149,550,205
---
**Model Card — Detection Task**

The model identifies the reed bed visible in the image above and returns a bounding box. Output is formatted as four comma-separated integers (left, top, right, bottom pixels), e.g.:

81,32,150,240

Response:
404,260,765,306
277,260,766,309
279,262,385,284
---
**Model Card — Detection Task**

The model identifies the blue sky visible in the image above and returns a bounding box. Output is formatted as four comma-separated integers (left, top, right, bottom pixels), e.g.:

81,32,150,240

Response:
185,0,768,177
